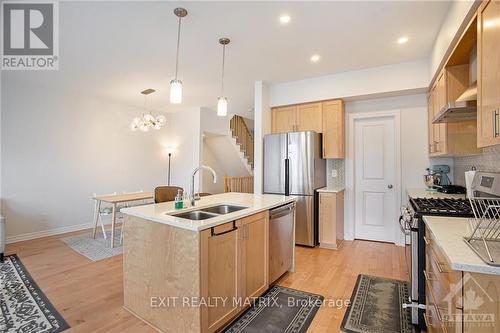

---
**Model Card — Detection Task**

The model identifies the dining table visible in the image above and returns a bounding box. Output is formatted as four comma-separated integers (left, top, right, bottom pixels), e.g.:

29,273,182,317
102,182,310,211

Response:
93,192,154,248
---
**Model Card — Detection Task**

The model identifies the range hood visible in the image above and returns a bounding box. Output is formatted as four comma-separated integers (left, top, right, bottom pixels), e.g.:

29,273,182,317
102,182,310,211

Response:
432,84,477,123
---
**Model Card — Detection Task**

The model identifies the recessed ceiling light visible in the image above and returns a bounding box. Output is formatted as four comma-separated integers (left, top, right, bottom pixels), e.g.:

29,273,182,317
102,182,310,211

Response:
279,14,291,24
310,54,320,62
398,36,409,44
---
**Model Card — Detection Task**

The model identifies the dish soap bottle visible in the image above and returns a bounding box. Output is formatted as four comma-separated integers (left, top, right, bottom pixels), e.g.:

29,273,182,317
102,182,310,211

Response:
183,192,190,208
175,189,183,209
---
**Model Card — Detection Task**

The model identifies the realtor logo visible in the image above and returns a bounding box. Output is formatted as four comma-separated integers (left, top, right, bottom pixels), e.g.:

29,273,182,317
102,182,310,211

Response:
1,1,59,70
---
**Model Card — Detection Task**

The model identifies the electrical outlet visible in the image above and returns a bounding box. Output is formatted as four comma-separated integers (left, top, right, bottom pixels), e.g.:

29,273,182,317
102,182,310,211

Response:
331,169,338,178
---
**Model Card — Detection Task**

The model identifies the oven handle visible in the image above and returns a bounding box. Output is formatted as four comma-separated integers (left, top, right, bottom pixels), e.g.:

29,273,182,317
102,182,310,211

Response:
398,216,410,235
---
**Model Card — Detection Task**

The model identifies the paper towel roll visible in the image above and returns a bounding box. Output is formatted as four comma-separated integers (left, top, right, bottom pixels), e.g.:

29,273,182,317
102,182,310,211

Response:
465,170,477,198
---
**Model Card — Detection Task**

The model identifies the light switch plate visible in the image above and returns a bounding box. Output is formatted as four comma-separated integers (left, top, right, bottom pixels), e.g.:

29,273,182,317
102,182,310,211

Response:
331,169,338,178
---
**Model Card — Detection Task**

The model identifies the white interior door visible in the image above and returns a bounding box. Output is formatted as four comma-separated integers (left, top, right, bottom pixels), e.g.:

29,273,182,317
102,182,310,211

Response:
354,116,397,243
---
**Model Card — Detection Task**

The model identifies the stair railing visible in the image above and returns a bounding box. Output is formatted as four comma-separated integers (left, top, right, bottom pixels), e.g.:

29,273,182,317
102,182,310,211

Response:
224,176,254,193
229,115,254,168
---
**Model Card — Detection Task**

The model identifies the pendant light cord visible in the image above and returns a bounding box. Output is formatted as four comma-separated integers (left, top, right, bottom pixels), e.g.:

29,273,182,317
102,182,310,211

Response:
175,16,182,80
221,44,226,96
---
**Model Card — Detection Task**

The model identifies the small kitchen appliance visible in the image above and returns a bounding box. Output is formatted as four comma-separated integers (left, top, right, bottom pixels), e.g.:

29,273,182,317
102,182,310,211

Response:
423,165,466,193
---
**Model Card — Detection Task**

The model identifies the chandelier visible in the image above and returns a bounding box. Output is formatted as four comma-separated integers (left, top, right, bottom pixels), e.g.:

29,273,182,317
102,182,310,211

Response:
130,89,166,132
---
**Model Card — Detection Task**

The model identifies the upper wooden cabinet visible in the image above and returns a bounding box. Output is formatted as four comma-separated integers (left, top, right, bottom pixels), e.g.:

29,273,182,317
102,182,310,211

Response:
296,103,323,133
428,66,481,157
322,100,345,159
272,102,323,133
477,0,500,148
271,99,345,159
272,105,297,133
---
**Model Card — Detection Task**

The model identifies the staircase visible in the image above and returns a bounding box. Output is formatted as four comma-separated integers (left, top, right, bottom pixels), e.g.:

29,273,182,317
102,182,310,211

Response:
229,115,254,170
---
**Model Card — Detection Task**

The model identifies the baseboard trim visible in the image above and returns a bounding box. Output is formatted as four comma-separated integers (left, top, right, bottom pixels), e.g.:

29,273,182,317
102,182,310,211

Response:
5,219,120,244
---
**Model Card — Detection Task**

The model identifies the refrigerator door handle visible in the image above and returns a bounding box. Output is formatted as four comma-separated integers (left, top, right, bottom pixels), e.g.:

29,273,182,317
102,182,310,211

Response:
285,158,290,196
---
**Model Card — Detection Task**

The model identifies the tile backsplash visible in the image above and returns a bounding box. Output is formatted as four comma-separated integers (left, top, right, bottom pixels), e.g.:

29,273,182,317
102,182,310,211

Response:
454,145,500,185
326,159,345,189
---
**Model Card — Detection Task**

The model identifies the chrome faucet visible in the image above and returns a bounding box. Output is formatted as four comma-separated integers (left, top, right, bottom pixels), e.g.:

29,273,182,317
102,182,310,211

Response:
190,165,217,206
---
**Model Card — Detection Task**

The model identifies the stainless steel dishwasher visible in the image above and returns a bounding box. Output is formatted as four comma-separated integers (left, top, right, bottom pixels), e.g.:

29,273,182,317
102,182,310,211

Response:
268,202,295,284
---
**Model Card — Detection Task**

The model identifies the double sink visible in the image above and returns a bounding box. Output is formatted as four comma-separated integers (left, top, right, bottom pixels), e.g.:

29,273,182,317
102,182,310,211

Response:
169,204,249,221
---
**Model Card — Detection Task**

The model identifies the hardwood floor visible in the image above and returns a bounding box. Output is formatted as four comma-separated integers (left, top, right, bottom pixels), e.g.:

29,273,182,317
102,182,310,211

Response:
5,230,407,333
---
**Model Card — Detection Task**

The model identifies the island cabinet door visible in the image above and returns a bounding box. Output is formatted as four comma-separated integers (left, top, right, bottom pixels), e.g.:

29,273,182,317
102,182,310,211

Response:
237,211,269,302
200,222,240,333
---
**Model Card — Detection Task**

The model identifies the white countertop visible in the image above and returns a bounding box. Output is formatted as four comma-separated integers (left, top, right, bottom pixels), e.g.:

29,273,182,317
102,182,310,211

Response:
407,188,465,199
121,192,297,232
317,187,345,193
423,216,500,275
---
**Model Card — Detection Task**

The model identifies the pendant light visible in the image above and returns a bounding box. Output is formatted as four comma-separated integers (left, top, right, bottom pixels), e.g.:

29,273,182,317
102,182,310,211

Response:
217,38,230,117
130,89,166,132
170,8,187,104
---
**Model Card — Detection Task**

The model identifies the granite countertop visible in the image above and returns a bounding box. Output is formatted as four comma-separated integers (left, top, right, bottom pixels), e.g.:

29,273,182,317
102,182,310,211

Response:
407,188,465,200
423,216,500,275
317,187,345,193
121,192,297,232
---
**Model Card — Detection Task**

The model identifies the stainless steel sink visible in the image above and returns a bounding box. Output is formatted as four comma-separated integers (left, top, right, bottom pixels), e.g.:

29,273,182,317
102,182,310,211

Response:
171,211,218,220
200,205,248,215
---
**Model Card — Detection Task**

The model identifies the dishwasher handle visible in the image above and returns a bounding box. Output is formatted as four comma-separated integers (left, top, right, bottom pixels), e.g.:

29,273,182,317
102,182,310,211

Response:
270,203,295,219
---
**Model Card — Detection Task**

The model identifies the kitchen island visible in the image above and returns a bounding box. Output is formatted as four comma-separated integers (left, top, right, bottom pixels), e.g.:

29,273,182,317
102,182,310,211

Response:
120,193,297,333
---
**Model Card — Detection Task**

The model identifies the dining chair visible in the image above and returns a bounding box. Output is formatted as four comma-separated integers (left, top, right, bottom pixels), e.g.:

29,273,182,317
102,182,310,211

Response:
92,192,117,239
154,186,183,204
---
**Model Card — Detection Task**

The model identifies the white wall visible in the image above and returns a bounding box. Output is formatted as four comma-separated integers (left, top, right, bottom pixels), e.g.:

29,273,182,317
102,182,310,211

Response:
270,59,429,107
163,108,202,193
201,137,225,194
1,77,202,241
254,81,271,194
429,0,476,79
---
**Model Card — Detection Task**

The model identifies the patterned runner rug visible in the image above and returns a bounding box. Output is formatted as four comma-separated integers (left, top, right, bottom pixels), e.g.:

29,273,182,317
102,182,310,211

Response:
0,254,69,333
223,285,323,333
341,274,413,333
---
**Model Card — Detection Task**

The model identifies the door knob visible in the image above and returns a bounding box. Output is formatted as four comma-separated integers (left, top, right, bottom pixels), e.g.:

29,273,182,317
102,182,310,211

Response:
388,184,393,189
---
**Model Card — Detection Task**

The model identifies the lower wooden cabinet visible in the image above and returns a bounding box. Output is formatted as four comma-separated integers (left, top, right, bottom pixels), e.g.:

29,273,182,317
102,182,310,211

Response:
237,211,269,300
319,191,344,249
200,222,240,333
425,226,500,333
201,212,269,332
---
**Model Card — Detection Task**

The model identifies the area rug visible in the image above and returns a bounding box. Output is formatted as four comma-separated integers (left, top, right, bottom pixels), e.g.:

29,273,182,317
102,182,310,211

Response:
0,254,69,333
62,230,122,261
341,274,413,333
223,285,323,333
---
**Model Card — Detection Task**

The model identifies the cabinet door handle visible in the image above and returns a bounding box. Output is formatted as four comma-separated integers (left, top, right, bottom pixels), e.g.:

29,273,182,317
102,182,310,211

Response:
423,314,433,328
433,257,448,273
211,221,237,237
494,109,499,138
423,270,435,281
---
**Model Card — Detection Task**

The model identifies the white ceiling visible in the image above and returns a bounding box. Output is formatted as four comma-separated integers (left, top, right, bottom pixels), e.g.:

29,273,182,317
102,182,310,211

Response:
5,1,451,117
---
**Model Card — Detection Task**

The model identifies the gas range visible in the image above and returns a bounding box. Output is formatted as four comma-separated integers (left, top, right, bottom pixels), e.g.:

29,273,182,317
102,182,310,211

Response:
401,196,473,329
409,197,473,217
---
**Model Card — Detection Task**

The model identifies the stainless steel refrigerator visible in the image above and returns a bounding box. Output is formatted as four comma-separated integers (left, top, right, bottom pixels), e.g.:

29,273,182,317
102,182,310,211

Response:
263,131,326,246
